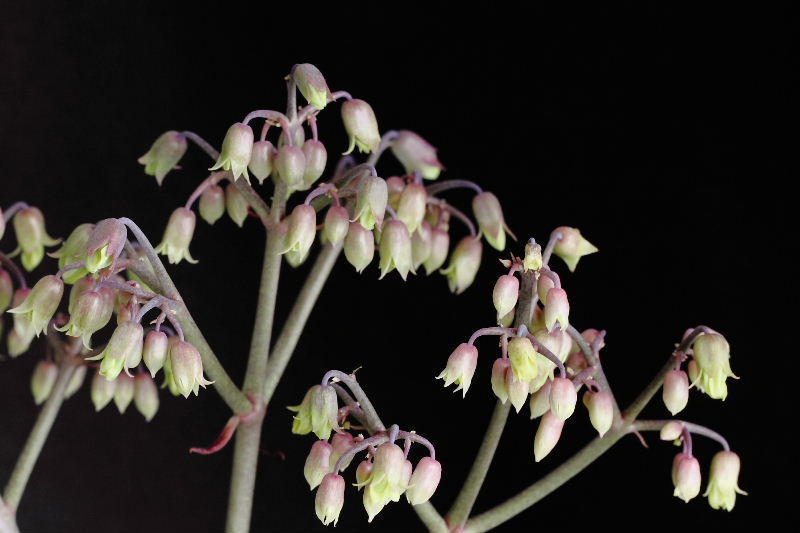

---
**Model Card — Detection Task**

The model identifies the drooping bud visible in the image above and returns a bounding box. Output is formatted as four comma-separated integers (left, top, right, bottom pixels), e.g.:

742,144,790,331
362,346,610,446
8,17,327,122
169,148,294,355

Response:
133,373,159,421
209,123,254,182
411,220,433,270
248,140,276,184
166,340,213,398
64,364,87,399
378,220,414,280
493,274,519,321
225,182,249,227
343,222,375,273
341,99,380,154
660,421,684,442
8,275,63,339
692,333,737,400
31,360,58,405
441,236,482,294
329,432,356,472
56,288,114,348
87,321,144,381
406,457,442,505
305,440,334,490
582,390,614,437
315,473,345,526
91,369,117,411
537,274,555,305
552,226,599,272
508,337,540,383
113,373,135,413
663,369,690,415
293,63,332,110
141,330,168,377
288,384,340,440
672,453,702,503
472,192,512,251
353,176,388,231
544,287,569,332
361,442,407,517
154,207,198,264
356,460,373,487
704,451,746,511
386,177,405,209
423,227,449,274
302,140,328,189
321,205,349,246
523,241,543,272
12,207,60,271
84,218,127,273
199,184,226,225
534,411,565,462
274,144,307,190
7,329,33,358
396,183,427,233
390,130,444,180
491,358,512,403
0,268,13,313
49,223,94,284
507,374,530,413
437,343,479,397
549,377,577,420
281,204,316,261
138,131,187,185
529,379,553,419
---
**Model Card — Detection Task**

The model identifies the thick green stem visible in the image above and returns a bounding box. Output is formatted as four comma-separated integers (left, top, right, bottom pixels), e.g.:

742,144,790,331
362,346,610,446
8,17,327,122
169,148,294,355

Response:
3,356,79,511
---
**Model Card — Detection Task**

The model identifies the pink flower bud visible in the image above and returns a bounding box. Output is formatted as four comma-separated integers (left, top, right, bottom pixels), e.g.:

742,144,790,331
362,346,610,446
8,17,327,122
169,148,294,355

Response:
64,364,87,399
549,377,577,420
354,176,388,230
8,275,63,339
441,236,482,294
343,222,375,273
672,453,702,503
134,373,159,421
167,340,213,398
85,218,127,273
552,226,598,272
660,421,684,441
50,223,94,284
704,451,747,510
321,205,350,246
534,411,564,462
493,274,519,321
315,473,345,526
88,321,143,381
523,241,543,271
91,369,117,411
199,184,226,225
31,360,58,405
437,343,479,397
12,207,60,271
305,440,334,490
536,274,555,305
390,130,444,180
113,373,135,413
411,220,433,270
281,204,316,261
396,183,427,233
329,432,356,472
155,207,197,264
544,287,569,332
582,390,614,437
355,459,373,488
293,63,332,110
423,227,449,275
225,182,249,227
378,220,414,280
138,130,187,185
209,122,254,183
341,99,380,154
406,457,442,505
302,139,328,189
472,192,512,251
507,374,530,413
663,369,689,415
491,357,512,403
0,268,13,313
247,140,277,184
529,379,553,419
692,333,736,400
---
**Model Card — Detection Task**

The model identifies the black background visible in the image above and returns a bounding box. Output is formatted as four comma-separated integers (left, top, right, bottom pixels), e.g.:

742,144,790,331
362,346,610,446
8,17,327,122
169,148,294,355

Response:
0,3,789,532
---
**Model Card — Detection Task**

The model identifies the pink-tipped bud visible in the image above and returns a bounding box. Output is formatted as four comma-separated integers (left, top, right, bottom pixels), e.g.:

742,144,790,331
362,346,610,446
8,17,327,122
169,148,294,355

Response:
302,140,328,189
396,183,427,233
549,377,577,420
31,360,58,405
282,204,316,261
341,99,380,154
355,460,373,488
390,130,444,180
493,274,519,321
354,176,388,230
437,343,479,397
143,330,168,377
523,241,543,272
133,373,159,421
138,131,187,185
329,432,356,472
472,192,512,251
534,411,564,462
378,220,414,280
411,220,433,270
441,236,482,294
529,379,553,419
663,370,690,415
113,373,135,413
84,219,127,273
225,182,249,227
507,374,530,413
8,275,63,339
0,268,14,313
248,140,276,184
209,123,254,183
167,340,213,398
537,274,555,305
315,473,345,526
294,63,332,110
582,390,614,437
491,358,512,403
91,369,117,411
544,287,569,332
322,205,349,246
704,451,746,511
660,421,684,442
406,457,442,505
274,144,307,190
343,222,375,273
423,227,449,275
672,453,702,503
64,364,87,399
552,226,599,272
305,440,334,490
155,208,197,264
199,184,226,225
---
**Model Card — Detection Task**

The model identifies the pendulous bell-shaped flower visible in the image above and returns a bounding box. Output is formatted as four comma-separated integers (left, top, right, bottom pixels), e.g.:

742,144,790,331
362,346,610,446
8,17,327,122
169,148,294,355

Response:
134,373,159,421
86,321,143,381
341,99,380,154
396,183,427,233
274,144,307,191
390,130,444,180
549,377,577,421
423,227,449,275
138,131,187,185
508,336,540,383
583,390,614,437
552,226,598,272
56,288,114,348
64,364,87,399
155,207,198,264
165,340,214,398
301,140,327,189
472,192,513,251
315,473,345,526
225,182,249,227
288,384,340,440
378,220,414,280
293,63,333,110
209,123,254,182
691,332,737,400
544,287,570,332
142,329,169,377
11,207,61,271
672,453,702,503
704,451,746,511
441,236,482,294
113,372,135,413
353,176,388,231
85,218,127,273
437,343,479,397
49,223,94,284
281,204,317,261
405,457,442,505
91,369,117,411
8,275,63,339
493,274,519,321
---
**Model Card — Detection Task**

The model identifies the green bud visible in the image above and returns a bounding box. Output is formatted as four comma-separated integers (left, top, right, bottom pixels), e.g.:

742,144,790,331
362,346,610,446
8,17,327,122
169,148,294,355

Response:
225,182,249,227
31,360,58,405
423,227,449,275
55,288,114,348
64,364,87,399
281,205,316,261
91,369,117,411
341,99,381,154
134,373,159,421
508,337,539,383
301,140,327,190
274,145,306,190
113,373,135,413
248,141,276,184
321,206,349,246
199,184,226,225
344,222,375,273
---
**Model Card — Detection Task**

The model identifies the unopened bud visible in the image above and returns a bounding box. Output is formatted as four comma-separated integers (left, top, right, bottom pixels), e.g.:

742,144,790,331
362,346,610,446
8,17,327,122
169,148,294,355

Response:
692,333,736,400
523,241,543,271
472,192,512,251
343,222,375,273
378,220,414,280
248,140,276,184
583,390,614,437
672,453,702,503
704,451,746,511
396,183,427,233
281,204,316,261
493,274,519,321
85,218,127,273
225,182,249,227
549,377,577,420
491,358,512,403
7,328,33,358
56,288,114,348
305,440,334,490
321,205,350,246
663,370,689,415
537,274,555,305
12,207,60,271
113,373,135,413
209,123,254,182
508,374,530,413
138,131,187,185
356,459,373,487
131,373,158,421
31,360,58,405
294,63,332,110
199,184,226,225
437,343,479,397
91,369,117,411
534,411,564,462
544,287,569,332
354,176,388,231
660,421,684,442
441,236,482,294
64,364,87,399
411,220,433,270
390,130,444,180
406,457,442,505
423,227,449,275
508,337,539,383
552,226,598,272
155,208,197,264
8,275,64,339
341,99,380,154
329,432,356,472
302,140,327,189
315,473,345,526
529,379,553,419
274,144,307,190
